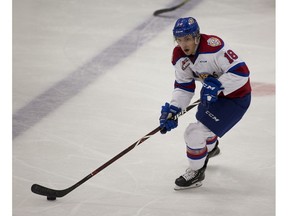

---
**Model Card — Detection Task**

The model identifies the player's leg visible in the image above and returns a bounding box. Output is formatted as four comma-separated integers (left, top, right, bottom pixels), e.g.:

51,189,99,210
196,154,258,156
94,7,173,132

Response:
174,121,215,190
175,94,251,190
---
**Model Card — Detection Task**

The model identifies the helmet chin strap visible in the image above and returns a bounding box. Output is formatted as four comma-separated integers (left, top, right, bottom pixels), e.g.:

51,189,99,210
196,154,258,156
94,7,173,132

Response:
192,36,200,55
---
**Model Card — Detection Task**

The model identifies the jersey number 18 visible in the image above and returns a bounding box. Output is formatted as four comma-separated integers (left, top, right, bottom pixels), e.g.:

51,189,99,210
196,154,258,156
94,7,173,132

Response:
224,49,238,64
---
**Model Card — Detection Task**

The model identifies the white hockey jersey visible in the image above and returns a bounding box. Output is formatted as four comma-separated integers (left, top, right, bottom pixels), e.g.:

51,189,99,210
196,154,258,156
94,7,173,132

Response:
170,34,251,109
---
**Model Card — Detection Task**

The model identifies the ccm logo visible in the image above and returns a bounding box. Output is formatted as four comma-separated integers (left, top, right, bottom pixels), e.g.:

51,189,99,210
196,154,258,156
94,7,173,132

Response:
205,111,220,122
203,82,216,90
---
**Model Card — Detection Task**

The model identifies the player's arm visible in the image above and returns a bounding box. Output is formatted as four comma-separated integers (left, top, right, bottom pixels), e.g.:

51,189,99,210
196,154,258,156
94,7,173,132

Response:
170,66,195,110
170,47,196,109
159,58,195,134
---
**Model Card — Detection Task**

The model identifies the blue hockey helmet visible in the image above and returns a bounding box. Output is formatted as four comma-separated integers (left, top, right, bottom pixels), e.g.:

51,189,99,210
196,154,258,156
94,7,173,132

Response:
173,17,200,38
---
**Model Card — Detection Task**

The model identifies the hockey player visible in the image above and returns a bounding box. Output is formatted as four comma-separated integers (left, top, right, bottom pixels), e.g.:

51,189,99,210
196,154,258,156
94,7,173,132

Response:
159,17,251,190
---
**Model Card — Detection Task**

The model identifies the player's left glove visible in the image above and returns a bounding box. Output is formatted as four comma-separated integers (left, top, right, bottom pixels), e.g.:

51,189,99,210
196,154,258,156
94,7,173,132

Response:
201,77,224,107
159,103,181,134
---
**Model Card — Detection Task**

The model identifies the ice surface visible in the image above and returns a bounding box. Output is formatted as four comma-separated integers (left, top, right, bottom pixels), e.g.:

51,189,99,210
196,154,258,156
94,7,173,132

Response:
12,0,276,215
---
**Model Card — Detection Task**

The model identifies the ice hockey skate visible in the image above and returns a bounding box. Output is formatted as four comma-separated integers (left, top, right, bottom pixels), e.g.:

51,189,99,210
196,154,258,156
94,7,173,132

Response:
207,141,220,159
174,166,206,190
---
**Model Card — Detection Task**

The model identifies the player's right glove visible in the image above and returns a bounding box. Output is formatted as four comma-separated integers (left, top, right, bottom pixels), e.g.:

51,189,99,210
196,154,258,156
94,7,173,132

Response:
159,103,181,134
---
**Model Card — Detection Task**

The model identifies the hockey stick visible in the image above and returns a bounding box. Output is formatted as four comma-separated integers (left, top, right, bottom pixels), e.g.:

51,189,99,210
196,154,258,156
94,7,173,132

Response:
153,0,190,16
31,99,200,200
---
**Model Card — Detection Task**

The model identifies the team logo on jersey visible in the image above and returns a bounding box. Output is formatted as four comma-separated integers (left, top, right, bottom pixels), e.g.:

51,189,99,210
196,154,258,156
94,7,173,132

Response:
195,72,219,80
207,37,221,47
181,58,190,70
198,73,210,80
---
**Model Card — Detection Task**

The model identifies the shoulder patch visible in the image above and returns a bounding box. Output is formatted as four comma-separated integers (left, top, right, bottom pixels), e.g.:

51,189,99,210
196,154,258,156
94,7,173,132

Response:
198,34,224,54
207,37,222,47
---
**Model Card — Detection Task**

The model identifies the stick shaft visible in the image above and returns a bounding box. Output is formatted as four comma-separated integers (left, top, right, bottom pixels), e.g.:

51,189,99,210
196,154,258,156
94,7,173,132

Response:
31,100,200,198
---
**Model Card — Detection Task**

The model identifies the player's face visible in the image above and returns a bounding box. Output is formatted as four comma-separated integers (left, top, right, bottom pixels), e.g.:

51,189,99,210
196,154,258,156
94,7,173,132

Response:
175,35,197,55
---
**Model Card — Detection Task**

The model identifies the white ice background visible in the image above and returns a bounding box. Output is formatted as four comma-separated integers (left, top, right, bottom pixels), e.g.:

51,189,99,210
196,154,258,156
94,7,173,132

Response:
13,0,275,215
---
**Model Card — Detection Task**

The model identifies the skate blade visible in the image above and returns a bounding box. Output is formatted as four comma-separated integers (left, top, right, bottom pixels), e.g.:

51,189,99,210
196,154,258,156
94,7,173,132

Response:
174,181,202,191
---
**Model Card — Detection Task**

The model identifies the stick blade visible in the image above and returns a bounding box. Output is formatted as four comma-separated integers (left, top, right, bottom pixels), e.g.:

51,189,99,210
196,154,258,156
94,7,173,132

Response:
31,184,65,198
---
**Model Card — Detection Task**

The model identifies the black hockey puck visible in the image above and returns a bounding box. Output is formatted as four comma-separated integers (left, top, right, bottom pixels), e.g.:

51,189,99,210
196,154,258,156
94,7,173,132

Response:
47,196,56,201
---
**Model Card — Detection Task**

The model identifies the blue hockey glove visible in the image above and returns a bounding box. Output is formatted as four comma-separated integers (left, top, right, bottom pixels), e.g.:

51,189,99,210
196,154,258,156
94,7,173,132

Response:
201,77,224,107
159,103,181,134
